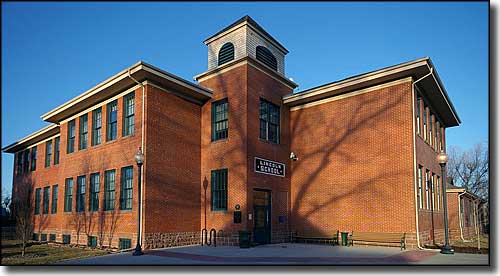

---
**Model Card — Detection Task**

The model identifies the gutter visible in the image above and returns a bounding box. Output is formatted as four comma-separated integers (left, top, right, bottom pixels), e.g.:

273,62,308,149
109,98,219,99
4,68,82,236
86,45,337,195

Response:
412,68,439,251
127,69,146,248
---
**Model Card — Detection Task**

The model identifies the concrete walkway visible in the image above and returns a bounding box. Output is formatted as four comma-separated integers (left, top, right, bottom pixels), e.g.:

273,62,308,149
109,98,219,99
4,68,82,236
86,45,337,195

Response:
61,243,489,265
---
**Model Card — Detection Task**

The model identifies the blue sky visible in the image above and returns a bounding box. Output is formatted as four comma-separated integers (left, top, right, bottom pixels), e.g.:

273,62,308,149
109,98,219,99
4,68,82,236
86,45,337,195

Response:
1,2,488,198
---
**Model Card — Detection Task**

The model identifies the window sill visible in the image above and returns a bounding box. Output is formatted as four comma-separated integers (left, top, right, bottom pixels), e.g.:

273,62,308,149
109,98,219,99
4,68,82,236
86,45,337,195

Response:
258,138,280,145
211,138,228,144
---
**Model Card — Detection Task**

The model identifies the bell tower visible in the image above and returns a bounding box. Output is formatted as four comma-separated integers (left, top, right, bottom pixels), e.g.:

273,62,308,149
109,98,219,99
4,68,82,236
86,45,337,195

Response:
202,15,289,75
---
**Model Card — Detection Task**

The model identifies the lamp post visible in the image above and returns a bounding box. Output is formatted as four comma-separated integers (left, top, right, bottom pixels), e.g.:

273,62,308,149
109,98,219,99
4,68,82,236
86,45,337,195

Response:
437,150,454,254
133,147,144,256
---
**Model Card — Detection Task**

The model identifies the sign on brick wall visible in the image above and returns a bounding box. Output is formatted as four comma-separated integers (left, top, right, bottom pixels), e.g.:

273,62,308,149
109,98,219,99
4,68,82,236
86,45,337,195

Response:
254,157,285,177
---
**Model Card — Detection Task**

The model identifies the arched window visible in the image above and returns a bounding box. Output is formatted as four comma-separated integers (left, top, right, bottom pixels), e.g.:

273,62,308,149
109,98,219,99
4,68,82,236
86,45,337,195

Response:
218,43,234,66
256,46,277,71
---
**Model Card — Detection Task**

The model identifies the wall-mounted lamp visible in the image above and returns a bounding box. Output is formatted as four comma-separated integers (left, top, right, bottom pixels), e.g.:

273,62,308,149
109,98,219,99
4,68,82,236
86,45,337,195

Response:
290,152,298,161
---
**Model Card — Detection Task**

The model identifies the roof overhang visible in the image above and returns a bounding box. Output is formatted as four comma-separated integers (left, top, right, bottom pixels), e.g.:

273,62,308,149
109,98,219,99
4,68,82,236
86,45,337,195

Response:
446,188,481,200
283,57,460,127
41,61,213,123
2,124,60,153
194,55,298,90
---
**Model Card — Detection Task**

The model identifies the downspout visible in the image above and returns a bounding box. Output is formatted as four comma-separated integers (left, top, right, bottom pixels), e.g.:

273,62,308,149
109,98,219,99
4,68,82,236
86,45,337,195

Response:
457,191,471,242
128,68,146,246
412,68,439,250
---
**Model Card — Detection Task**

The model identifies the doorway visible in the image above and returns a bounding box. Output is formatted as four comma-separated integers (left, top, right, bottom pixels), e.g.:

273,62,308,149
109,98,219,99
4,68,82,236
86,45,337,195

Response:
253,189,271,244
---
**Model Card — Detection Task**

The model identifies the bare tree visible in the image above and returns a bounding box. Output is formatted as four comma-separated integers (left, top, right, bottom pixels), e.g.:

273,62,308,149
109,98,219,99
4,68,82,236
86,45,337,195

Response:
71,211,85,246
106,207,120,248
12,177,34,256
97,205,107,248
447,143,489,201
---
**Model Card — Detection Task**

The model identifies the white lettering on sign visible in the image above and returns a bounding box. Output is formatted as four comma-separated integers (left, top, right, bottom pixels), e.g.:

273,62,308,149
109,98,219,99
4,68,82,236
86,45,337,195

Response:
254,157,285,177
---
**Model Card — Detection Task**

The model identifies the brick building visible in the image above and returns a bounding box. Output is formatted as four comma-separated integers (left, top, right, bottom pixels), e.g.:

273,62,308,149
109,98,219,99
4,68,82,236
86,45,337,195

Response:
446,183,485,241
3,15,460,249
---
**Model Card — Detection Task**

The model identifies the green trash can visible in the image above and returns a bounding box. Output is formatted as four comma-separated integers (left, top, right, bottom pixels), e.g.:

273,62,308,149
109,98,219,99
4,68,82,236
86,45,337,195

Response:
239,230,251,248
341,232,349,246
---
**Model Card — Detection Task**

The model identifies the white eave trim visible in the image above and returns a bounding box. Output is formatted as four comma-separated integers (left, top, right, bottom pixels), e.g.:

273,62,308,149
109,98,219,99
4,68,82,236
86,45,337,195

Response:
41,62,212,122
2,124,59,152
283,58,429,104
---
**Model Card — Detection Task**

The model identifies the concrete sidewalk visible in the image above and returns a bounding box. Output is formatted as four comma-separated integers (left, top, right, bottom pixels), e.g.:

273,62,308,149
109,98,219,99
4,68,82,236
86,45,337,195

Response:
61,243,489,265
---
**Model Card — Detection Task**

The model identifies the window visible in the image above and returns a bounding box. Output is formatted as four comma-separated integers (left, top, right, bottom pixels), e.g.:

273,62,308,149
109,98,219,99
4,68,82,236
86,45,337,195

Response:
211,169,228,211
259,99,280,143
256,46,277,71
67,120,76,153
45,141,52,167
41,234,47,242
123,93,135,136
89,173,100,211
33,233,39,241
425,170,430,209
107,101,118,141
54,137,60,165
23,149,30,173
211,99,228,141
416,97,421,135
88,236,97,248
43,186,50,214
16,152,23,175
52,185,58,214
429,114,433,147
63,234,71,244
49,234,56,242
30,146,37,171
64,178,73,212
119,238,132,250
218,43,234,66
423,105,427,141
120,166,133,210
104,170,116,211
418,165,423,209
92,108,102,146
431,173,435,210
437,122,442,151
76,176,86,212
35,188,41,215
79,114,88,150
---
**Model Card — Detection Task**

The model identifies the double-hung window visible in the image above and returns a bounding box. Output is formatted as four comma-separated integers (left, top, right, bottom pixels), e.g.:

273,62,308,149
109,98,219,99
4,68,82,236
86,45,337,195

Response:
16,152,23,175
79,114,88,150
76,176,86,212
54,137,60,165
429,114,434,147
123,93,135,136
45,141,52,168
30,146,37,171
51,185,58,214
23,150,30,173
104,170,116,211
64,178,73,212
43,186,50,214
67,120,76,153
120,166,133,210
35,188,41,215
107,101,118,141
89,173,100,211
423,105,427,142
92,108,102,146
436,176,440,210
431,173,435,210
425,170,430,209
259,99,280,143
211,169,228,211
211,99,228,141
416,97,421,135
418,165,423,209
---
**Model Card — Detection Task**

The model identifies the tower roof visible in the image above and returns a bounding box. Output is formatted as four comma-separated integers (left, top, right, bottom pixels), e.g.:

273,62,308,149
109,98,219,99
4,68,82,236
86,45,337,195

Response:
204,15,289,54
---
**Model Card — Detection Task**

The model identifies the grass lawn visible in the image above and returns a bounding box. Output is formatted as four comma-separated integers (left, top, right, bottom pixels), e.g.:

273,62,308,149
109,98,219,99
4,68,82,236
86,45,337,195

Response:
1,239,110,265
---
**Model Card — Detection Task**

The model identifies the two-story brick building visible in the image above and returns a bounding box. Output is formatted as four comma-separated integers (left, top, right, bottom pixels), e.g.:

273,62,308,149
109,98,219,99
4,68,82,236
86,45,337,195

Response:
3,15,460,249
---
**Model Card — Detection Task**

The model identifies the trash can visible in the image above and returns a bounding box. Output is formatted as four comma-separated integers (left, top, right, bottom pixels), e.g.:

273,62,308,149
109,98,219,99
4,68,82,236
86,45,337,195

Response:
341,232,349,246
239,230,251,248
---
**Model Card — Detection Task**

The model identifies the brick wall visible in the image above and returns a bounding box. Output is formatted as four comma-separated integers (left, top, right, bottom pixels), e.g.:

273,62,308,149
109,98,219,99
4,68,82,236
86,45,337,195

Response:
289,80,417,244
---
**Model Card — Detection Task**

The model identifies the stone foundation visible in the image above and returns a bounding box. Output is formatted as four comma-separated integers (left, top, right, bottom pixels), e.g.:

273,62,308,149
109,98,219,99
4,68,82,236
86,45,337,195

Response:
143,232,200,249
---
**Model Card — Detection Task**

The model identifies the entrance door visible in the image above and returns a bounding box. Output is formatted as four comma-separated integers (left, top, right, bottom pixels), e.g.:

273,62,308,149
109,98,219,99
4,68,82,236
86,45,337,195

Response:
253,189,271,244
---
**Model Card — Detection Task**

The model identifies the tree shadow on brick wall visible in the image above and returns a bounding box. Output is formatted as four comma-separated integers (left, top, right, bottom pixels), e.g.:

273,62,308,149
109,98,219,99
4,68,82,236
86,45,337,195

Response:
289,86,411,236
